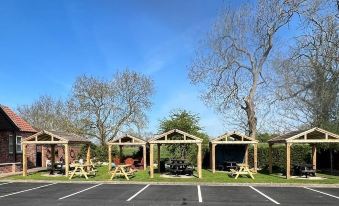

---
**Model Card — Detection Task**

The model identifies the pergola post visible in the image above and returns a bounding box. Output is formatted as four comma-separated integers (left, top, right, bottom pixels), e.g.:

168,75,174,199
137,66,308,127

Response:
268,143,273,174
253,143,258,172
312,144,317,170
86,144,91,171
244,145,249,166
22,143,27,176
108,144,112,171
150,143,154,178
157,144,161,173
51,144,56,175
197,143,202,178
119,145,123,162
286,143,291,179
211,143,216,173
64,144,69,177
143,145,147,171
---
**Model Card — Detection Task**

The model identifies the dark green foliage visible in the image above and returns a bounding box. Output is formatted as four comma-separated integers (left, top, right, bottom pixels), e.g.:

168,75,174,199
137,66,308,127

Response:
158,109,209,164
80,143,118,162
248,143,312,173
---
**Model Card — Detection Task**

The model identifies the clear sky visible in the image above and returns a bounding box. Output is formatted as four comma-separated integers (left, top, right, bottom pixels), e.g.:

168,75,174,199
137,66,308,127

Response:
0,0,230,137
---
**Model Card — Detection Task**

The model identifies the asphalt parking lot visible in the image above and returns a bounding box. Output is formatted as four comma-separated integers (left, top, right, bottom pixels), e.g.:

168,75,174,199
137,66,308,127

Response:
0,182,338,205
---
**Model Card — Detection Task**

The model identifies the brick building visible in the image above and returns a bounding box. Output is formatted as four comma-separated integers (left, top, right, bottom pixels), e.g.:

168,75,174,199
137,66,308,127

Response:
0,105,82,174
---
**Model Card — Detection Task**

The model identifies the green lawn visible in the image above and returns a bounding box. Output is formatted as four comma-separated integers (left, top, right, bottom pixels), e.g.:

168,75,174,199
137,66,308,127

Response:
4,166,339,184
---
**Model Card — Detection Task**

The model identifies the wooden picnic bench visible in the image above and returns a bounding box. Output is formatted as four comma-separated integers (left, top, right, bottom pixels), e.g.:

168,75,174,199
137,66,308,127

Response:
69,163,96,180
110,164,136,180
230,163,255,179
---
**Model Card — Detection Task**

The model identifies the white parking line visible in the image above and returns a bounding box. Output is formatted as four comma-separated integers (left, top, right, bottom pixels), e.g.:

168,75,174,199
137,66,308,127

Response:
249,186,280,205
126,184,150,202
0,182,11,186
59,183,102,200
197,185,203,203
304,187,339,199
0,183,56,198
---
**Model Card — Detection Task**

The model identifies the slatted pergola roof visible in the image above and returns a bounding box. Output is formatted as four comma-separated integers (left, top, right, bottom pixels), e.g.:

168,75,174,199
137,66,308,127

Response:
267,127,339,179
22,130,90,144
148,129,203,144
210,131,258,144
268,127,339,144
107,134,146,145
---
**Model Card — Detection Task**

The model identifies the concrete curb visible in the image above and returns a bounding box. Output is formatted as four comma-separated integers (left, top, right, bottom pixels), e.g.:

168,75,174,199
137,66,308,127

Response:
3,179,339,188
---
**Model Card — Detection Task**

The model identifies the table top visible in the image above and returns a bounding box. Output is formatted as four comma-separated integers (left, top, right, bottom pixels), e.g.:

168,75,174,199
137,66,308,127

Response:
236,163,248,167
117,164,132,168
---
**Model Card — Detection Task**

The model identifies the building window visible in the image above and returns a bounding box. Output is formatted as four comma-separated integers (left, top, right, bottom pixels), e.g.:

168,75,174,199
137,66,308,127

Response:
9,135,14,154
16,136,22,153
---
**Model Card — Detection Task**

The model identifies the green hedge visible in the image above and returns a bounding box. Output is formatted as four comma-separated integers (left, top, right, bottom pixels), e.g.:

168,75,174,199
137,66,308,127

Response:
248,143,312,173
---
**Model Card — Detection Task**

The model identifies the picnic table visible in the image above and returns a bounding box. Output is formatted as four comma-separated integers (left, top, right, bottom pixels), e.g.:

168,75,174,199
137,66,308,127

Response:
230,163,255,179
293,164,316,178
69,163,92,180
110,164,136,180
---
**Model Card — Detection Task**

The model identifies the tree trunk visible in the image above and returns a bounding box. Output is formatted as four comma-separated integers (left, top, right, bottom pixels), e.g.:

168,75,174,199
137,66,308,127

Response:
244,97,257,139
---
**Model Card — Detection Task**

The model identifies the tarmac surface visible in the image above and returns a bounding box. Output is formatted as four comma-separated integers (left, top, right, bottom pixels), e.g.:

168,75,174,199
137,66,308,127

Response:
0,181,338,205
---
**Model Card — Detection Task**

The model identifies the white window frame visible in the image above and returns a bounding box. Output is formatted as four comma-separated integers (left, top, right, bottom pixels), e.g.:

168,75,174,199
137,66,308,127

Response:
8,135,14,154
16,136,22,153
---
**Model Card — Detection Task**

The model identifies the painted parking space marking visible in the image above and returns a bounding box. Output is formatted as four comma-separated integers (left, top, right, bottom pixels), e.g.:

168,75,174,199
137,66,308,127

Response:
59,183,102,200
304,187,339,199
197,185,202,203
249,186,280,205
0,182,11,186
0,183,56,198
126,184,150,201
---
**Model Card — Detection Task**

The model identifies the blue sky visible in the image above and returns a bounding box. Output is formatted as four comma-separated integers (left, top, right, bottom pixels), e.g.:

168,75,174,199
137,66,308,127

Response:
0,0,231,137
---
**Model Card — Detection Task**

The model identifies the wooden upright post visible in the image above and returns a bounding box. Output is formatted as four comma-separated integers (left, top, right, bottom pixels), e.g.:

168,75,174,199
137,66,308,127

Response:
51,144,55,175
64,144,69,177
244,145,249,166
22,143,27,176
86,144,91,171
253,143,258,172
150,144,154,178
108,144,112,171
268,143,273,174
211,143,216,173
286,143,291,179
157,144,161,173
143,145,147,171
197,143,202,178
312,144,317,170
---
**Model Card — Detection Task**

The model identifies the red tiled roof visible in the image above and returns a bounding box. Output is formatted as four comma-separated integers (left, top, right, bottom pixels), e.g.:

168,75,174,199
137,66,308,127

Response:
0,105,37,133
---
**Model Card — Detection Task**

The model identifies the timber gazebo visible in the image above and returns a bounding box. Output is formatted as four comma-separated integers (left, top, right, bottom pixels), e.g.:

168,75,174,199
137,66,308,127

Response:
268,127,339,179
148,129,203,178
107,134,147,171
22,130,91,177
210,132,258,173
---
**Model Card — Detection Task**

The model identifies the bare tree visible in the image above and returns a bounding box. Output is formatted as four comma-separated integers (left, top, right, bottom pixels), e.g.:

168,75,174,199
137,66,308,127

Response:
69,70,154,146
275,0,339,131
189,0,302,138
17,95,77,132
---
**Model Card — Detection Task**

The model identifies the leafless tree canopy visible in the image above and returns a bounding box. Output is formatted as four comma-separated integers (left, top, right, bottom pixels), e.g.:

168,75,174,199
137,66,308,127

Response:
17,95,77,133
275,0,339,130
69,70,154,145
189,0,302,138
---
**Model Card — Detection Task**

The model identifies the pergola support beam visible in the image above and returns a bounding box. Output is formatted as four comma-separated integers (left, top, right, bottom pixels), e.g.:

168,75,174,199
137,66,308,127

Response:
312,144,317,170
286,143,291,179
150,144,154,178
64,144,69,177
197,143,202,178
211,143,216,173
22,143,27,176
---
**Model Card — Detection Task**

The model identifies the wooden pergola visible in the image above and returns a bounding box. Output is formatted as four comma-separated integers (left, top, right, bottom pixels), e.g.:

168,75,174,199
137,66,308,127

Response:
22,130,91,177
210,132,258,173
148,129,203,178
107,134,147,171
268,127,339,179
